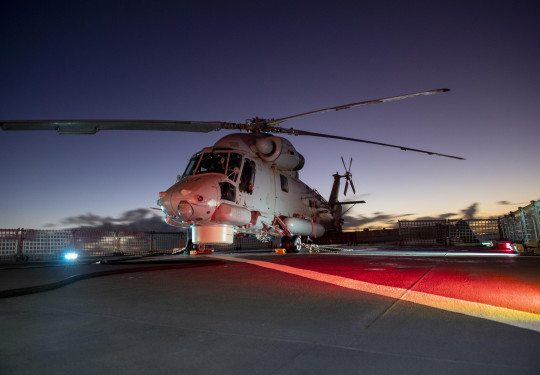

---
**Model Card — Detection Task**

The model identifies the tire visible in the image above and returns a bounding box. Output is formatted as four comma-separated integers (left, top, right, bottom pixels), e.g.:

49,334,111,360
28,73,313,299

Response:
290,235,302,253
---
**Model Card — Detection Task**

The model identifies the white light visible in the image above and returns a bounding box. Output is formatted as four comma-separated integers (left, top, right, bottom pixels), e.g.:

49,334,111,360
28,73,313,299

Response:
64,252,78,260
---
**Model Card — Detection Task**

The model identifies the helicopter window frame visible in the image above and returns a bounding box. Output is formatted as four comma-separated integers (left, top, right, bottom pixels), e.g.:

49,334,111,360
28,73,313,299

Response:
182,152,202,178
226,152,243,183
239,158,256,195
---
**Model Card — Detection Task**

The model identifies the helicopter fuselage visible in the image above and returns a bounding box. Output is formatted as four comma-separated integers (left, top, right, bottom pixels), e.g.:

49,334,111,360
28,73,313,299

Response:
158,133,333,245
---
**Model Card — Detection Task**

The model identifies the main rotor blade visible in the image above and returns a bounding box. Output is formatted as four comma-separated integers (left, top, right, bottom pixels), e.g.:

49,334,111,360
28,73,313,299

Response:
268,88,449,126
0,120,233,134
281,129,465,160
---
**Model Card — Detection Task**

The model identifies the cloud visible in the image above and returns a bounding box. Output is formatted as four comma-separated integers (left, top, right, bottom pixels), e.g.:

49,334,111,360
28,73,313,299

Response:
415,212,458,221
58,208,179,232
343,202,482,229
342,212,415,229
460,203,478,219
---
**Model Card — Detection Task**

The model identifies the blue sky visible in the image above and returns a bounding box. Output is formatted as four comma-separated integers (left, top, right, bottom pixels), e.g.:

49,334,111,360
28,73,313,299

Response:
1,0,539,230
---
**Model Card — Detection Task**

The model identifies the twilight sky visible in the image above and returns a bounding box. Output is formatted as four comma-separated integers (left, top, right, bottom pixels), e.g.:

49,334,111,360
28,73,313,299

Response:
1,0,539,230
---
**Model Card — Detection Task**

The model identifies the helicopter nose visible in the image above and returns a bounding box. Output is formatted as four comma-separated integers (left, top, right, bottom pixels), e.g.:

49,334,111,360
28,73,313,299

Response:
158,187,190,218
158,188,192,220
157,190,175,216
158,176,221,223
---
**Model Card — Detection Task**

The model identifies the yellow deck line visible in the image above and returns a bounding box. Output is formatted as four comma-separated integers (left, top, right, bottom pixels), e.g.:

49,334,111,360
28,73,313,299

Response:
211,255,540,333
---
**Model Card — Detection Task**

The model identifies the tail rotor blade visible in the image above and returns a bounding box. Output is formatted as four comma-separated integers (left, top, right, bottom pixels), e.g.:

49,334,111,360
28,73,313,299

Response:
341,156,347,171
344,180,349,196
350,179,356,195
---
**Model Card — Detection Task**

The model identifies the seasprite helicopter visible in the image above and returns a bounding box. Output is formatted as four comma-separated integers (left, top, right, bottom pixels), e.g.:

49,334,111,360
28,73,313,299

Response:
1,88,463,252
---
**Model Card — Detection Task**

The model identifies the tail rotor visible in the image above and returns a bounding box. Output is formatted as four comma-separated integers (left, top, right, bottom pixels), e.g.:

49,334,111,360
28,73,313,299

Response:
341,156,356,196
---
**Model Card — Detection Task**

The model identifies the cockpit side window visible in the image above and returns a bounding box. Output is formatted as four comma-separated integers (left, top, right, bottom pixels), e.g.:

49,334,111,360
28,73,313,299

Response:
196,152,228,174
182,153,201,178
227,153,242,182
239,158,256,194
280,174,289,193
219,181,236,202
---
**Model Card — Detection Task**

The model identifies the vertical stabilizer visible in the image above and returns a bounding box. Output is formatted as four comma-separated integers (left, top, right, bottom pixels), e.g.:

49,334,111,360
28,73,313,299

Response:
328,173,341,207
328,173,343,231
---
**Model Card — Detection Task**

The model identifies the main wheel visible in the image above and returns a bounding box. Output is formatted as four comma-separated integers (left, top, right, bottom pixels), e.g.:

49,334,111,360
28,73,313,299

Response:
290,235,302,253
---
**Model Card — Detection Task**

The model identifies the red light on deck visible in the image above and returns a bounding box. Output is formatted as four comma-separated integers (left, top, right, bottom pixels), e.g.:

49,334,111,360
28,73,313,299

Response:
492,241,518,254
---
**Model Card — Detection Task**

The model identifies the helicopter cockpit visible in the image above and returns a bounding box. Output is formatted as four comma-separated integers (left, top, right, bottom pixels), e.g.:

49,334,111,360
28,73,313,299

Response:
182,151,243,181
181,150,256,203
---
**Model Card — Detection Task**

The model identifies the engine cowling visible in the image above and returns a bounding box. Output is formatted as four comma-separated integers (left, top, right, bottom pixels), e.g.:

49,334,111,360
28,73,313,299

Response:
255,136,305,171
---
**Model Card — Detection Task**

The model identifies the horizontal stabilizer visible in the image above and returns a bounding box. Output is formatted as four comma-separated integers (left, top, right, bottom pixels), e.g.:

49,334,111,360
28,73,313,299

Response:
336,200,366,205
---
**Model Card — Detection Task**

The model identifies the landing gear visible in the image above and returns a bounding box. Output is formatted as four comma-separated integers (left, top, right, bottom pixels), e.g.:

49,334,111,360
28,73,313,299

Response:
173,239,195,255
280,235,302,253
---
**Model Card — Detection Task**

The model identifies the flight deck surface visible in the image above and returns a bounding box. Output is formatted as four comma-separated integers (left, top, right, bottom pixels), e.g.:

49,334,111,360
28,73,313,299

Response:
1,248,539,374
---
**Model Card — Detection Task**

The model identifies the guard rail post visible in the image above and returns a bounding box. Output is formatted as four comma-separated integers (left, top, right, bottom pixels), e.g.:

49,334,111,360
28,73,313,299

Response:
519,207,529,244
15,228,26,261
532,200,540,243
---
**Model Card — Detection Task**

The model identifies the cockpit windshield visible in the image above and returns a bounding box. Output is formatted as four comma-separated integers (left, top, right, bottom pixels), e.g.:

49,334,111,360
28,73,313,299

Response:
196,152,228,174
182,151,243,181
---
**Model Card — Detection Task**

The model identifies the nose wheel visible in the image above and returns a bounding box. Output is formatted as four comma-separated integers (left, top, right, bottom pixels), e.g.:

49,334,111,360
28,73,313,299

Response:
281,235,302,253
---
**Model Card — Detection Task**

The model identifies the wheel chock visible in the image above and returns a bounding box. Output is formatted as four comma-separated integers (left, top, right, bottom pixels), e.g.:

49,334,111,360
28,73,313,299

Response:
190,249,213,255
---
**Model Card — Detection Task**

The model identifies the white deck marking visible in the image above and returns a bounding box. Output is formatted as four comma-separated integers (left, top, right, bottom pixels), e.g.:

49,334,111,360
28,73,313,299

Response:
210,255,540,333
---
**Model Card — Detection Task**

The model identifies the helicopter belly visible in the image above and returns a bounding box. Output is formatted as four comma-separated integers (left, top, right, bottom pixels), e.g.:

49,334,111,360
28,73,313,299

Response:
192,225,234,244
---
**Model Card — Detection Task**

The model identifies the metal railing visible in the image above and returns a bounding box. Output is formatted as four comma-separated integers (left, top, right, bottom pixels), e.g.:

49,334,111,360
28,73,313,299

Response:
0,229,280,262
398,219,502,246
0,229,20,260
3,202,538,261
399,202,540,249
499,201,540,246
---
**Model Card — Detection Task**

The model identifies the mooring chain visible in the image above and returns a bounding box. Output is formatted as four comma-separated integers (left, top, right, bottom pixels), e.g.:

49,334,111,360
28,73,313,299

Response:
301,243,356,253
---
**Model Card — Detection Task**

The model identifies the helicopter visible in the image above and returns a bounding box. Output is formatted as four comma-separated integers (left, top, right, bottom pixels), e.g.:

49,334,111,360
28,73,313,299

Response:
1,88,464,252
